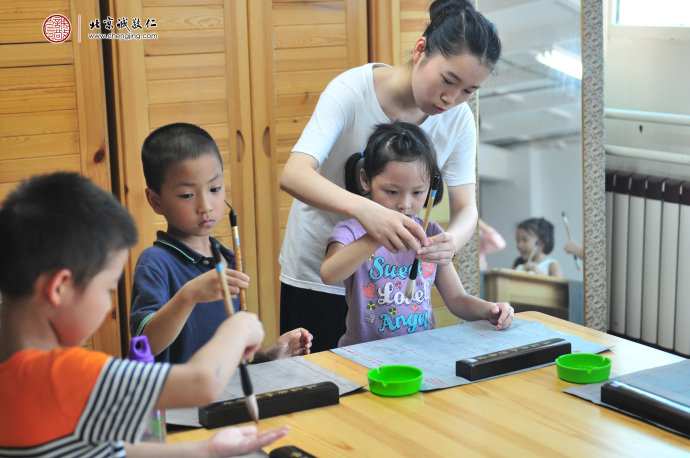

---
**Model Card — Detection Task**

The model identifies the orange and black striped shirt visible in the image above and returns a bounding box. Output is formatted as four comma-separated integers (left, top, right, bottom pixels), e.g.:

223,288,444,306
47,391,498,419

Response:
0,347,170,457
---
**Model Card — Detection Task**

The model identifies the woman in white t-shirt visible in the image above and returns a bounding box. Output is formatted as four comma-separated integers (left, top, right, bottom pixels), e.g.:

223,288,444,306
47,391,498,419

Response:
279,0,502,351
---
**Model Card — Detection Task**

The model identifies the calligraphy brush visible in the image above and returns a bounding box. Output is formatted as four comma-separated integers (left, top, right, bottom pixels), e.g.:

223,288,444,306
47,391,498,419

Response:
225,201,247,311
526,242,538,264
405,174,441,300
561,211,582,270
211,240,259,423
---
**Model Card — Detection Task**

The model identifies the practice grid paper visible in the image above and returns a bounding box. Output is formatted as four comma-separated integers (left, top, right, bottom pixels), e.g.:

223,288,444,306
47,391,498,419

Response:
332,318,609,391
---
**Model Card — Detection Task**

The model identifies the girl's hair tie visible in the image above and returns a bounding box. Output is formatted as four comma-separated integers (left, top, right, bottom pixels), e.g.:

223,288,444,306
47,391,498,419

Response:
360,151,365,157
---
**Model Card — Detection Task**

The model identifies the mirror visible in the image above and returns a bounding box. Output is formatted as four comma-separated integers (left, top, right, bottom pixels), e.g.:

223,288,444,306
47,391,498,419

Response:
378,0,606,329
476,0,585,321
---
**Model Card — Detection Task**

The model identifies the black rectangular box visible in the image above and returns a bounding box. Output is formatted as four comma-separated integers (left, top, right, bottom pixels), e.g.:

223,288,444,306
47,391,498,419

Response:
456,338,571,381
601,380,690,435
199,381,339,428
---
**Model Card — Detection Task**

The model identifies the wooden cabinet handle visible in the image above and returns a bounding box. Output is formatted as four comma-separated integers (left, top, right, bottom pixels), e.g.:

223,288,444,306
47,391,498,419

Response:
236,129,245,163
262,126,271,158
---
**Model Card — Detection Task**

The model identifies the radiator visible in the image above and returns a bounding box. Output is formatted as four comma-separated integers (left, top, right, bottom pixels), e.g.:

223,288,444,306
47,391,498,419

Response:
606,171,690,356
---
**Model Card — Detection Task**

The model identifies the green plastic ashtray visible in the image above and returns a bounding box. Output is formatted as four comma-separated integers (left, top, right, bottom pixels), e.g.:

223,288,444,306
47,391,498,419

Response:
556,353,612,383
367,365,423,396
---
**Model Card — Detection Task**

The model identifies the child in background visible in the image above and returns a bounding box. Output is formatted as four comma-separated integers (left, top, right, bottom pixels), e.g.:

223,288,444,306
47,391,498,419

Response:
130,123,312,363
320,121,513,347
513,217,563,277
0,173,288,456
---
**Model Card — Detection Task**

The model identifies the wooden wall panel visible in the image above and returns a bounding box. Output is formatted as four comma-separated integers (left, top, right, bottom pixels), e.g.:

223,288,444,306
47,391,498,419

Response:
141,6,224,29
144,29,225,55
369,0,428,65
148,100,229,127
0,110,78,137
0,19,65,44
0,42,73,67
0,1,69,20
0,87,76,115
0,132,80,161
0,65,75,90
399,0,428,56
147,76,227,104
275,46,347,72
146,53,226,80
275,93,320,117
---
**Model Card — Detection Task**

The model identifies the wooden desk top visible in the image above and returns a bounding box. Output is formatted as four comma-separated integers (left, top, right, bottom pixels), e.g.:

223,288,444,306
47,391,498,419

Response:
483,268,570,284
169,312,689,456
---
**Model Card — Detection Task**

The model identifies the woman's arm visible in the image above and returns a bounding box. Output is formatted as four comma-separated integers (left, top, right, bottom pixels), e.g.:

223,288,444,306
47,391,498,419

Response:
417,183,478,264
320,235,381,285
280,152,426,253
548,260,563,278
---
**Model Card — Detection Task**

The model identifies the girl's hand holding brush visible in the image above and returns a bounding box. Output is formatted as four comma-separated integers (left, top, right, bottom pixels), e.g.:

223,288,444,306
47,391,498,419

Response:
405,174,441,299
415,231,458,266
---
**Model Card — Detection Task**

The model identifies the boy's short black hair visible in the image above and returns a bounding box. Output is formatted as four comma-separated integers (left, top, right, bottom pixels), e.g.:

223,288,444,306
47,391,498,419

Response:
142,123,223,194
0,172,138,299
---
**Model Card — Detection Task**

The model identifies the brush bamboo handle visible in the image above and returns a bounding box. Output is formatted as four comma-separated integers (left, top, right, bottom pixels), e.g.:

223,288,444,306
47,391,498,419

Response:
216,262,235,317
409,177,440,281
231,225,247,311
562,214,581,270
420,197,434,231
212,243,257,420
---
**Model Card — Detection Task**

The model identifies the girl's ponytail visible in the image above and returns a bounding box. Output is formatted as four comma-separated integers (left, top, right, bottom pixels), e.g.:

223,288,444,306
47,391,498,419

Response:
344,152,365,195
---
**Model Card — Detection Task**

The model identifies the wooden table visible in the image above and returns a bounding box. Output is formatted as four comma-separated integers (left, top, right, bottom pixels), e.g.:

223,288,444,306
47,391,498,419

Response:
483,269,571,319
169,312,690,456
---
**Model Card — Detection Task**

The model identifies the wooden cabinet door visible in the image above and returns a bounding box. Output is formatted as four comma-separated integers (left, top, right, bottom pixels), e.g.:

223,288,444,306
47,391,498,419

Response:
0,0,119,354
369,0,429,65
105,0,259,351
248,0,368,341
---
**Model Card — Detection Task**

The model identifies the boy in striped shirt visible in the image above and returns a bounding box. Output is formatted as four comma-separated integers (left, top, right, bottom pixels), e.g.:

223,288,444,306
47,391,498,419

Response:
0,173,288,457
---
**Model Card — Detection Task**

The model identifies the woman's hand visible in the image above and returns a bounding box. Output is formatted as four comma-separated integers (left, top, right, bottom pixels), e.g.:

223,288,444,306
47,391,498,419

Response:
416,231,457,265
357,199,426,253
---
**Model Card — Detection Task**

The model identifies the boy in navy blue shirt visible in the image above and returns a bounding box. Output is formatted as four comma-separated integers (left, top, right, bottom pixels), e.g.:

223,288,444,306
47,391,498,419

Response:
130,123,312,363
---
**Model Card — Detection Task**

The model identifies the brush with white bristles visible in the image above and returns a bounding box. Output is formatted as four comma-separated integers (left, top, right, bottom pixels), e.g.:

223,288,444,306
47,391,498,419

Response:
405,174,441,300
211,240,259,424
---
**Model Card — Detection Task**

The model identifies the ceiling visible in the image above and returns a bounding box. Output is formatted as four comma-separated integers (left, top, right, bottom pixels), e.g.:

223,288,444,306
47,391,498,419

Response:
477,0,582,147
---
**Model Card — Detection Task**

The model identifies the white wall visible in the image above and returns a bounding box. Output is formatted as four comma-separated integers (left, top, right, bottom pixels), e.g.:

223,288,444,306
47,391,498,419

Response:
604,5,690,176
479,134,584,281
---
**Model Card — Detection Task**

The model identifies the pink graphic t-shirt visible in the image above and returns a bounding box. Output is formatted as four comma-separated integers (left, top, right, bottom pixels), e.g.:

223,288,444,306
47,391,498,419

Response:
328,217,442,347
